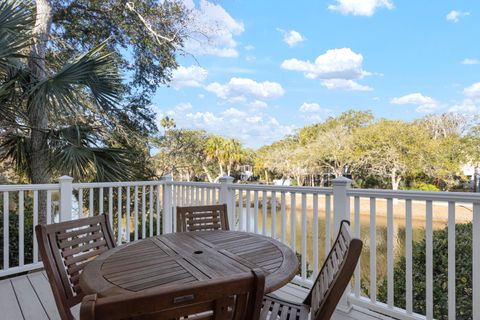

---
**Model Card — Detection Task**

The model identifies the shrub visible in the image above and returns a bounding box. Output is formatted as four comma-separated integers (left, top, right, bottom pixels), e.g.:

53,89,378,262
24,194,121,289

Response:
0,198,35,271
377,223,472,319
410,181,441,192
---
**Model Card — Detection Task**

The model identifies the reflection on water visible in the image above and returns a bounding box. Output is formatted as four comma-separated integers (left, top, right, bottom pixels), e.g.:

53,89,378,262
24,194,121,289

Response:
235,196,456,296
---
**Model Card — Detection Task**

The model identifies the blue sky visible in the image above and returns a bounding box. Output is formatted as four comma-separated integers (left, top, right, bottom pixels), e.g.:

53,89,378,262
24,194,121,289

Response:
153,0,480,148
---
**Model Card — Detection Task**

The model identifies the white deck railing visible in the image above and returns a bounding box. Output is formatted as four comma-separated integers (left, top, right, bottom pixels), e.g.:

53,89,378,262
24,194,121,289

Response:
1,175,479,320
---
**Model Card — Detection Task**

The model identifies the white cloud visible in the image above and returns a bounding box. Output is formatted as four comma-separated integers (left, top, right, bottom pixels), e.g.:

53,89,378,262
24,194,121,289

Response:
298,103,333,124
174,102,193,112
391,93,435,105
281,48,372,91
447,84,480,114
321,79,372,91
164,102,193,117
183,0,244,57
391,93,438,113
277,29,306,47
446,10,470,23
328,0,394,16
220,67,256,74
244,45,255,51
249,100,268,109
170,65,208,89
461,58,479,65
415,104,438,114
157,105,295,148
205,77,285,102
448,99,478,114
299,103,322,113
373,96,380,101
390,84,480,115
464,82,480,98
281,48,369,80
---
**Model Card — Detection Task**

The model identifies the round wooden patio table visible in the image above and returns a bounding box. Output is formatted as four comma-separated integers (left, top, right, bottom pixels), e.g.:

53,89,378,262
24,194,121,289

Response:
80,231,299,297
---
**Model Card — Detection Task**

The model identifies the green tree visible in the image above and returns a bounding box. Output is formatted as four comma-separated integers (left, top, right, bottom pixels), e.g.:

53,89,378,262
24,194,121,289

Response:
223,139,245,177
353,120,431,190
204,135,246,180
306,124,354,178
205,135,229,178
0,0,139,224
298,110,373,145
153,127,214,182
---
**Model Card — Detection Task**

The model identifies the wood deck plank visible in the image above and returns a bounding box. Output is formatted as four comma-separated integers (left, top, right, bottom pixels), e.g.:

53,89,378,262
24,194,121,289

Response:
11,275,49,320
2,270,309,320
28,272,61,320
0,279,24,320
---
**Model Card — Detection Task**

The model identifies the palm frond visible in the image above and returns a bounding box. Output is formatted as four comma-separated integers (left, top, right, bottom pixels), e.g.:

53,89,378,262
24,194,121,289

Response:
0,0,33,65
0,0,33,31
31,41,122,116
0,65,30,121
50,125,135,181
0,131,31,177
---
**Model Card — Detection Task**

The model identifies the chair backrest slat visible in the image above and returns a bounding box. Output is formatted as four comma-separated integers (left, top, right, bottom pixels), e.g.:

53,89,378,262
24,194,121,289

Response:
80,269,265,320
36,214,116,320
304,220,363,320
177,204,229,232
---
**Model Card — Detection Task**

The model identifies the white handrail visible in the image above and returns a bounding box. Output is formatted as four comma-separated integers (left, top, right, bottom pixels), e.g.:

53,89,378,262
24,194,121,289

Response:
0,176,478,320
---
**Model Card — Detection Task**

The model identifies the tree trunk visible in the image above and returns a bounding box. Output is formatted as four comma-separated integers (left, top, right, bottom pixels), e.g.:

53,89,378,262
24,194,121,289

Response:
218,163,225,177
28,0,53,225
391,171,401,190
202,165,214,183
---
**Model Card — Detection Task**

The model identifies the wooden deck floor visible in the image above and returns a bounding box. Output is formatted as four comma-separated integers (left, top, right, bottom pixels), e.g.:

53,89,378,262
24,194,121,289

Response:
0,270,309,320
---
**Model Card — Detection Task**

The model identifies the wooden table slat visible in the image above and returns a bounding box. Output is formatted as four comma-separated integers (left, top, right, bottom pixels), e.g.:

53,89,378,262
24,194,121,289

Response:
80,231,299,296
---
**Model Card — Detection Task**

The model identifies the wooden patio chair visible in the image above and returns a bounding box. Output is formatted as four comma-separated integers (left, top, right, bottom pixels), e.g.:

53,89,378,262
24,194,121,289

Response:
35,214,116,320
176,204,229,232
80,269,265,320
260,220,362,320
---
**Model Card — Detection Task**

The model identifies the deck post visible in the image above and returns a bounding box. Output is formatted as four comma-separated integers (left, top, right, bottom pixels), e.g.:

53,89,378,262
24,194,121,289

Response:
332,176,353,314
219,175,234,228
332,176,352,236
162,175,173,234
59,176,73,222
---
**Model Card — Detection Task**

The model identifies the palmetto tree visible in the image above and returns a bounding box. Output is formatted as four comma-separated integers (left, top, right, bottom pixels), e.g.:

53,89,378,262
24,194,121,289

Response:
223,139,243,177
205,135,227,178
0,0,134,223
204,135,245,180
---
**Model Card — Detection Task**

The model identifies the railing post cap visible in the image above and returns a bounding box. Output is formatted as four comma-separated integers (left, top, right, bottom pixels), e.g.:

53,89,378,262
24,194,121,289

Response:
58,175,73,182
161,174,173,182
332,176,352,186
219,175,234,183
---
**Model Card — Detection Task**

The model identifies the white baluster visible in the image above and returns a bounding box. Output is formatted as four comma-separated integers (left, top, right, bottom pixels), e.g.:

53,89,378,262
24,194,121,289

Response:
3,192,9,269
448,201,456,319
117,187,122,245
19,191,24,266
387,197,394,307
126,186,130,242
426,200,433,319
134,186,138,241
354,196,361,298
271,191,277,238
301,193,307,280
281,192,286,243
370,197,376,303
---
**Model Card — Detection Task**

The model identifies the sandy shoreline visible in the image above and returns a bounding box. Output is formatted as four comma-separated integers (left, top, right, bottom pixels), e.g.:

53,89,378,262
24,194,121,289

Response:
247,192,472,224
